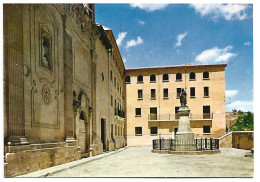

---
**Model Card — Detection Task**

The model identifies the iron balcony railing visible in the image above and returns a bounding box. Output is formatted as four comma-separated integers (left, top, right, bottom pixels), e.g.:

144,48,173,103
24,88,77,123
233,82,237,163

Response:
152,138,219,151
148,113,213,121
115,107,125,118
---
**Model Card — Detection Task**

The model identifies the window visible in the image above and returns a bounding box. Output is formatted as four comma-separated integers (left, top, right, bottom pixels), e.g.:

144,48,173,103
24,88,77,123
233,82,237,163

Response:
111,124,113,138
175,106,180,119
111,95,113,106
138,89,143,99
177,88,182,98
203,71,209,79
176,73,182,80
151,89,156,99
163,88,168,98
150,107,157,120
110,70,113,81
203,106,210,119
163,74,169,81
150,75,156,82
114,76,116,87
135,108,141,116
117,82,119,91
125,76,131,83
190,72,196,80
150,127,158,135
101,71,104,82
204,87,209,97
137,75,143,83
135,127,142,135
190,87,195,97
115,126,117,136
203,125,211,133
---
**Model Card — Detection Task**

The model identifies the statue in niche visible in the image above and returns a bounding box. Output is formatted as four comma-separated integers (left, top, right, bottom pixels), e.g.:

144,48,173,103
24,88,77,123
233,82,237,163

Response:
180,88,187,107
41,36,51,69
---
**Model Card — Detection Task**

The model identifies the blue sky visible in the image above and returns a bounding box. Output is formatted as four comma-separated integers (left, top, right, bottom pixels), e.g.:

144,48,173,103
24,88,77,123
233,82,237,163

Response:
95,4,253,112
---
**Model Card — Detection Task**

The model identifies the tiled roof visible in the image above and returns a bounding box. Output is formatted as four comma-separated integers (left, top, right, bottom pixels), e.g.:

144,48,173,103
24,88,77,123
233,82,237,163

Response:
126,63,227,71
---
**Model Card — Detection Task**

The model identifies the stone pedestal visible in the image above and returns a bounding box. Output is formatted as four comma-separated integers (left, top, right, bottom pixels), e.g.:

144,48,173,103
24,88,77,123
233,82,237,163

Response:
175,106,196,151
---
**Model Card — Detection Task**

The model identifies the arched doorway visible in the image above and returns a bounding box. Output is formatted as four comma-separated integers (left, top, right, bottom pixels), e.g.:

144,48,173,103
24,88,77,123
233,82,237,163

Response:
77,92,90,157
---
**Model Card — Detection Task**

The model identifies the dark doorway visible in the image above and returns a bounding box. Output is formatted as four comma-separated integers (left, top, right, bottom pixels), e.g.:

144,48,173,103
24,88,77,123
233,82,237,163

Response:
174,127,178,134
101,118,106,150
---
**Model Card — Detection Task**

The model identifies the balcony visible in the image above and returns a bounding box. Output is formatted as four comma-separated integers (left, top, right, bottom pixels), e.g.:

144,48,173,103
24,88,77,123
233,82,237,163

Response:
148,113,213,121
114,108,125,119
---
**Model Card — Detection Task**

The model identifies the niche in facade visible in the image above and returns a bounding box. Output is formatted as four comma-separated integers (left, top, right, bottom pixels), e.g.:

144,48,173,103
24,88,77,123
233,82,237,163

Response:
40,25,52,71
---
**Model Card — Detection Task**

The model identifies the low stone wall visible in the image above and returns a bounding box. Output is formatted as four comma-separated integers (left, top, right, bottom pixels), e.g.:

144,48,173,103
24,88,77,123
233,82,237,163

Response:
219,131,254,150
4,143,80,177
114,138,125,149
92,140,103,156
232,131,254,150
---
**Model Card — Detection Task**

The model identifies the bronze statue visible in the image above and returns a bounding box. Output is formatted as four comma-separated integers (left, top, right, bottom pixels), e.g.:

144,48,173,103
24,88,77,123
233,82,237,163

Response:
180,88,187,106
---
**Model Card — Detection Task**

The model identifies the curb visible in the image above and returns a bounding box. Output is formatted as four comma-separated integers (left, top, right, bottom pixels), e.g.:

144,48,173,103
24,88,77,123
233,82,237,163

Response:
18,146,129,177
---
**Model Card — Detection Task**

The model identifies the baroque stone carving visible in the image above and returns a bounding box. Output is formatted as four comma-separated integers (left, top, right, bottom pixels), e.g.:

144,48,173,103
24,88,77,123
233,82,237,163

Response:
42,84,51,104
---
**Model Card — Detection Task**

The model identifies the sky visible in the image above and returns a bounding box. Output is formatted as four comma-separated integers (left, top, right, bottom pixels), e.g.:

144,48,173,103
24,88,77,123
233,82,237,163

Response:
95,3,253,112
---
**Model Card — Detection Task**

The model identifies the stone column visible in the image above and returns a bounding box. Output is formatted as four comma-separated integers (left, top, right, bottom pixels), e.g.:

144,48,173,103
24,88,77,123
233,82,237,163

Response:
4,4,28,145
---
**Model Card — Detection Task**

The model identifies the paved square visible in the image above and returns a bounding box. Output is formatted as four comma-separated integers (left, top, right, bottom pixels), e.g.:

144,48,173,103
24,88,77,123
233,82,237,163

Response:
48,147,253,177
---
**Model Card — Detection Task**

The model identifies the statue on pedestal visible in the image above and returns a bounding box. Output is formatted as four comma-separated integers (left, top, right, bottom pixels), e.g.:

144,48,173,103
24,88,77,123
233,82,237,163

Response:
180,88,187,107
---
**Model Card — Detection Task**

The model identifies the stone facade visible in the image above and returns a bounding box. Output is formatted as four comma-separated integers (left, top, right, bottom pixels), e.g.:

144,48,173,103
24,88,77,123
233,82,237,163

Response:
125,64,227,146
4,4,126,177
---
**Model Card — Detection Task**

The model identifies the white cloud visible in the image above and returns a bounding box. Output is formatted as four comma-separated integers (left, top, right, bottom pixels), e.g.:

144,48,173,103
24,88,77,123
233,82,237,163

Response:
244,41,251,46
226,100,253,112
226,90,239,98
190,4,249,21
138,20,145,25
130,4,168,12
122,57,127,63
195,45,237,64
126,36,144,48
116,32,127,47
175,32,188,47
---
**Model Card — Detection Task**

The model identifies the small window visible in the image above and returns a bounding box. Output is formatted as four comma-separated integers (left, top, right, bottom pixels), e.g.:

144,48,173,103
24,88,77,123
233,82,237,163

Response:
150,127,158,135
203,125,211,133
163,88,168,98
115,126,117,136
176,73,182,80
163,74,169,81
111,124,113,138
114,76,116,87
150,107,157,120
101,71,104,82
135,127,142,135
125,76,130,83
190,72,196,80
138,89,143,99
203,106,210,119
190,87,195,97
111,95,113,106
117,82,119,91
137,75,143,83
177,88,182,98
203,71,209,79
150,75,156,82
135,108,141,116
110,70,113,81
151,89,156,99
204,87,209,97
175,106,180,119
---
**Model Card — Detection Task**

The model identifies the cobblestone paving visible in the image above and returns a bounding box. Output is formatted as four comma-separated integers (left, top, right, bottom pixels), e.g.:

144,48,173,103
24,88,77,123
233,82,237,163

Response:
48,147,253,177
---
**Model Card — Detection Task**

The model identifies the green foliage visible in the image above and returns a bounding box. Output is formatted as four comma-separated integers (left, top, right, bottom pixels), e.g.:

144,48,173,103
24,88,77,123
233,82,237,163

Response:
229,112,254,131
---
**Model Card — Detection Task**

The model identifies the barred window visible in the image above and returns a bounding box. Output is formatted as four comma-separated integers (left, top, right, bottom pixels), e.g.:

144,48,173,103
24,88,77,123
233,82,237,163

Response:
135,127,142,135
150,127,158,135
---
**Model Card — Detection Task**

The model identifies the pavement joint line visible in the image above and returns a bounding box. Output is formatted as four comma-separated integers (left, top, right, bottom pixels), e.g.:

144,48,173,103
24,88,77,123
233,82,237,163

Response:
17,146,130,178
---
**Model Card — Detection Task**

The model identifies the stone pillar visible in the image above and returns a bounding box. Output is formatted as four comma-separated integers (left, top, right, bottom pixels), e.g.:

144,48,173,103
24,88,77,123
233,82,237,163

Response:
4,4,28,145
175,106,196,151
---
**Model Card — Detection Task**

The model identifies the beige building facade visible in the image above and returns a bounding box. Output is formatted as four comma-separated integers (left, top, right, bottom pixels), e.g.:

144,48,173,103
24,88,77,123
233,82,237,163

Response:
125,64,227,146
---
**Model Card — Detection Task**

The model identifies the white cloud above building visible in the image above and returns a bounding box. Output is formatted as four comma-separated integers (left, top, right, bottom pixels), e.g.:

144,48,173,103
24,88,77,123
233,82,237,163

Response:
195,45,237,64
126,36,144,48
244,41,251,46
116,32,127,47
130,4,168,12
226,100,253,112
226,90,239,98
190,4,250,21
175,32,188,47
138,20,145,25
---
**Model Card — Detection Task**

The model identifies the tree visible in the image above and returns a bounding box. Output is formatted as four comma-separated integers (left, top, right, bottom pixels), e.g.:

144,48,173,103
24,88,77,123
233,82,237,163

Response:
229,112,254,131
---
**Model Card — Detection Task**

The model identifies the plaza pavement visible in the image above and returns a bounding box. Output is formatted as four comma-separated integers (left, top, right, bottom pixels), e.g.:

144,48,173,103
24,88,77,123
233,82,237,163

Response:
20,146,253,178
